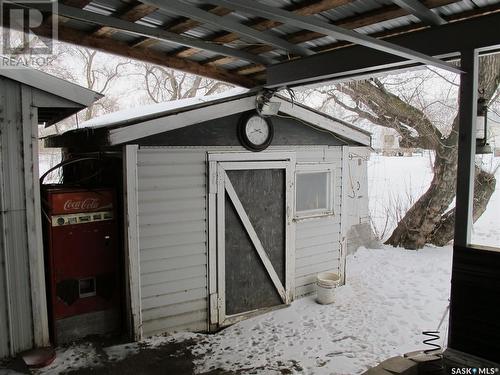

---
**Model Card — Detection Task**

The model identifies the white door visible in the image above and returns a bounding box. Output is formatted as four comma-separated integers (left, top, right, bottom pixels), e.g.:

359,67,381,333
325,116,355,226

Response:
208,153,295,327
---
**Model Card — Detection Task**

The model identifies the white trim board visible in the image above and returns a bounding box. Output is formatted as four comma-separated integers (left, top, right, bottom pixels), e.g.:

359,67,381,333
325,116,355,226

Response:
109,97,256,145
123,145,142,340
275,98,370,146
107,94,370,147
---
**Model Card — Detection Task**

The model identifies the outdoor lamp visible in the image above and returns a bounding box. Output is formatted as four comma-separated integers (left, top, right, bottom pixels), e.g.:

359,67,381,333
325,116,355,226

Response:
476,97,492,154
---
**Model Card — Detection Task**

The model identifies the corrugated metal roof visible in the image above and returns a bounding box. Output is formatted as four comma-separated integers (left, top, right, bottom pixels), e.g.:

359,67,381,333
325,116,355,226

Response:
19,0,500,86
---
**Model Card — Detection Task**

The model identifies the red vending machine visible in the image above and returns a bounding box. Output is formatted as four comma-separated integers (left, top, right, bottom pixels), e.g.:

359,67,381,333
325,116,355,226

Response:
43,188,121,344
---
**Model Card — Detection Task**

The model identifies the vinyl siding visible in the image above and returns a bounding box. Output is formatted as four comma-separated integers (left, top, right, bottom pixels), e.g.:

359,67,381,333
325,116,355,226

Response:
294,147,343,297
135,146,344,335
137,148,208,336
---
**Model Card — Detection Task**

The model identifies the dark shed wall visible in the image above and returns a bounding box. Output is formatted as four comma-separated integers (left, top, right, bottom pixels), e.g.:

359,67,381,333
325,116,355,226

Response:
448,246,500,363
127,111,346,147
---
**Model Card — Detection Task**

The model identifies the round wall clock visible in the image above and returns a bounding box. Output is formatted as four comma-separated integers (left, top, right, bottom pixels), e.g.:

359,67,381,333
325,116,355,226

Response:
238,112,274,151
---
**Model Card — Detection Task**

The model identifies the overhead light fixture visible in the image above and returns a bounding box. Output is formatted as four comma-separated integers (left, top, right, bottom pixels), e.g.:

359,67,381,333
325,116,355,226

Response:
476,98,492,154
256,90,281,117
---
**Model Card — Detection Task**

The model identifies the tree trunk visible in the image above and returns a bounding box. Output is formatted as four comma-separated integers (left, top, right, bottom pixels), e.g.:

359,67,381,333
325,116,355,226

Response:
429,167,497,246
385,54,500,249
385,141,458,249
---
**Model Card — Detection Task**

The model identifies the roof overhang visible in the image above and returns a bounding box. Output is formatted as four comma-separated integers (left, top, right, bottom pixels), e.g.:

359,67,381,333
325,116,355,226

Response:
0,67,102,125
266,10,500,88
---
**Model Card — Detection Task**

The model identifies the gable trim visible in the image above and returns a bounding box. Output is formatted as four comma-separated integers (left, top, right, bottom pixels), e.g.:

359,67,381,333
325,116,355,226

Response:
107,94,370,146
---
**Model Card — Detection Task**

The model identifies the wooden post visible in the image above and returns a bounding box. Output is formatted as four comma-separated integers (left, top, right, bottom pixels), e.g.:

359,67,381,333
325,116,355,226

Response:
453,49,478,247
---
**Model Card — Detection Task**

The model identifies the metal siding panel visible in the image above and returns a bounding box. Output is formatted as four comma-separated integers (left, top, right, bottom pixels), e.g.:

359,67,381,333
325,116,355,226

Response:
140,242,206,262
142,287,206,310
293,148,343,297
137,148,208,335
0,78,34,356
142,299,207,322
141,276,207,298
0,80,9,358
141,265,206,286
140,219,205,237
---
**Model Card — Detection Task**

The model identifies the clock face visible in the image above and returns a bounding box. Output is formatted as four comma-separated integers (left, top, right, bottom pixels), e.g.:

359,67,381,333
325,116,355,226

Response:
238,112,274,151
245,116,270,146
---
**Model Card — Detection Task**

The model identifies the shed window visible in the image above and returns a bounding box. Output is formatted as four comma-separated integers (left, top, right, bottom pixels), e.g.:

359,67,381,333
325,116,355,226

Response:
295,165,334,218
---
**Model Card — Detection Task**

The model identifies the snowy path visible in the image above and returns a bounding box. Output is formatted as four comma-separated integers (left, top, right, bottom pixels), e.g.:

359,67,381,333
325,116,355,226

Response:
38,246,452,375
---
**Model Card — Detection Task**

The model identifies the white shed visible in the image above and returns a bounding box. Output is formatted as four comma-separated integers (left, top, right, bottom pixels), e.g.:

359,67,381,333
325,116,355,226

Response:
47,89,371,340
0,67,101,358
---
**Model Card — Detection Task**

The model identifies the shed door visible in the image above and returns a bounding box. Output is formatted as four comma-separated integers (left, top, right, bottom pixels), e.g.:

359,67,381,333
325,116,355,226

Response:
211,158,294,327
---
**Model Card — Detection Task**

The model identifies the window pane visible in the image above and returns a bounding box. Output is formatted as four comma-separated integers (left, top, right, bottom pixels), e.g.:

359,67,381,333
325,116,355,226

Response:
296,172,329,212
471,153,500,248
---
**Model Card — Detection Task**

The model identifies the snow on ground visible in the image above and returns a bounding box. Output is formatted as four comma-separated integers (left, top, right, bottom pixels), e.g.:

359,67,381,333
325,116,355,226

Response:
368,153,434,241
38,245,452,375
188,246,452,375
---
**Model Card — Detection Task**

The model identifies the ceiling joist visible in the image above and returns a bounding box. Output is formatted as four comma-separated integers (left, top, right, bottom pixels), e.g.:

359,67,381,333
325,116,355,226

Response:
202,0,457,68
174,0,351,59
131,5,232,48
203,0,462,74
142,0,314,57
391,0,447,25
29,22,257,87
29,2,271,65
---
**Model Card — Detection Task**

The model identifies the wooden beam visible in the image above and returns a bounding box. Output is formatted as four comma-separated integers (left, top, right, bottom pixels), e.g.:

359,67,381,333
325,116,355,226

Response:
31,2,270,65
31,23,257,87
244,4,500,81
245,4,500,81
131,5,232,48
142,0,313,56
391,0,446,25
93,2,158,37
205,0,457,68
227,0,469,76
176,0,351,59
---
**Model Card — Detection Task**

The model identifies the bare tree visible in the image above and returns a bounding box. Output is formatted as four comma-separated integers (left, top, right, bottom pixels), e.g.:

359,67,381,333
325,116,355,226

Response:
311,54,500,249
140,63,232,103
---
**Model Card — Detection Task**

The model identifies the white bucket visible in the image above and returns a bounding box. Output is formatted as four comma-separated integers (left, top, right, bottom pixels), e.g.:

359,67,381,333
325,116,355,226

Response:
315,272,340,305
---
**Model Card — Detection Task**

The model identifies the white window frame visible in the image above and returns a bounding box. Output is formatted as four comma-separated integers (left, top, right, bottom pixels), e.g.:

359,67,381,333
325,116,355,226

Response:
294,163,335,219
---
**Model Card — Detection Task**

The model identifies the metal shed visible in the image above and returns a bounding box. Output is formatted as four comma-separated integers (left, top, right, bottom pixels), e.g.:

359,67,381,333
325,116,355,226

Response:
47,89,371,339
0,67,101,358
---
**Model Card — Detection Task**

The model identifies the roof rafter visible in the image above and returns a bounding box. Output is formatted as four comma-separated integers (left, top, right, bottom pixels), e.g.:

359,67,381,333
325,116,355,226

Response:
265,9,500,87
391,0,446,25
245,4,500,80
29,22,257,87
92,2,158,37
174,0,351,59
29,2,271,65
141,0,314,57
131,5,232,48
203,0,457,68
204,0,461,74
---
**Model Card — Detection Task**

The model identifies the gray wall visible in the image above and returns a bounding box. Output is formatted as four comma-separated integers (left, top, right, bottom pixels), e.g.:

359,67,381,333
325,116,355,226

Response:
136,112,347,147
0,77,34,357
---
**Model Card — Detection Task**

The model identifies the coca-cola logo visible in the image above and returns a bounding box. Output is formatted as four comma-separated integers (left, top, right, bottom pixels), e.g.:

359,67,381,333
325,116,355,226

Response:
63,198,101,211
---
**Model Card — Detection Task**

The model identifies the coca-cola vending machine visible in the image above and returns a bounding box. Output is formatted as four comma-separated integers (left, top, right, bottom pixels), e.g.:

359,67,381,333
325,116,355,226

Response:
42,187,121,344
